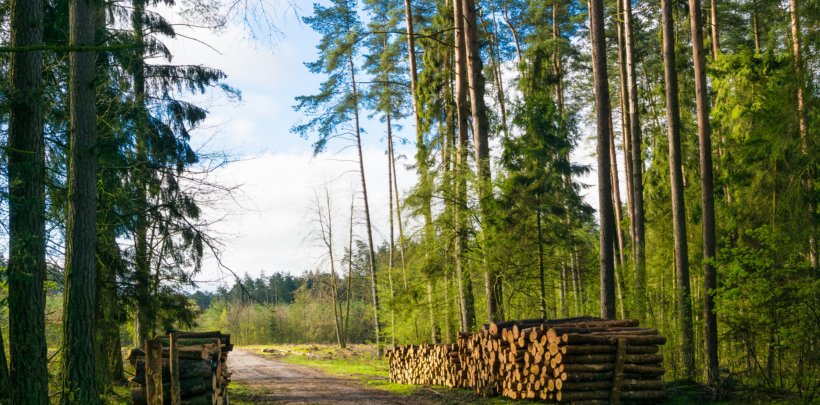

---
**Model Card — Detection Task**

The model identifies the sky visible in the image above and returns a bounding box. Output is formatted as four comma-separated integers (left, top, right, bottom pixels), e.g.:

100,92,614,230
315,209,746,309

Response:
159,3,610,291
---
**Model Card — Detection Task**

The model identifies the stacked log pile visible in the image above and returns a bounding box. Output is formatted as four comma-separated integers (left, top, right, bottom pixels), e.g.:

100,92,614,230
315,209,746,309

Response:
128,331,233,405
387,316,670,404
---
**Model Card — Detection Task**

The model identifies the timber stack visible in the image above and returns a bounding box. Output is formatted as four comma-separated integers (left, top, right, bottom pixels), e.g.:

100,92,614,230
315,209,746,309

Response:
387,316,670,404
128,331,234,405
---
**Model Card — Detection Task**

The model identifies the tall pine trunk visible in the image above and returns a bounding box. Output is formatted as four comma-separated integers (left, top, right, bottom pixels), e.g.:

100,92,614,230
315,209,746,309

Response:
132,0,152,349
588,0,617,320
63,0,100,400
454,0,476,331
688,0,719,385
623,0,646,316
711,0,720,56
538,212,547,318
790,0,816,271
661,0,696,378
608,107,628,320
348,52,383,357
460,0,498,322
7,0,49,401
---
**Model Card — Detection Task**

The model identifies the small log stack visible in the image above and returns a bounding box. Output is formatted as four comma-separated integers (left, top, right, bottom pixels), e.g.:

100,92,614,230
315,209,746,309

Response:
387,316,670,404
128,331,234,405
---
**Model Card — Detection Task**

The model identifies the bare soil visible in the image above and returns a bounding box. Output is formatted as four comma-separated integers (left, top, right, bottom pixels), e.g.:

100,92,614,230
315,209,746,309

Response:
227,348,430,405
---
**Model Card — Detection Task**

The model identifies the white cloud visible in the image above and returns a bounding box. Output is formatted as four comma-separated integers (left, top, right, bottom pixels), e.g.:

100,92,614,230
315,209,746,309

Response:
194,147,419,289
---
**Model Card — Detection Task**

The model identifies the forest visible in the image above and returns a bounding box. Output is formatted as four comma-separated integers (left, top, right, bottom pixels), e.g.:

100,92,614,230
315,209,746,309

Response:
1,0,820,399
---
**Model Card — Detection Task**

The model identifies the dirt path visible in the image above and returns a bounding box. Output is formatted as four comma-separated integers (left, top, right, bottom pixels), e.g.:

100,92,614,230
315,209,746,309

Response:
227,348,430,405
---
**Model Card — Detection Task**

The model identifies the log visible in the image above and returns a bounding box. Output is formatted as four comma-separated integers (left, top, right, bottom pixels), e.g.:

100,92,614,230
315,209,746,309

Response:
561,372,649,382
170,333,181,405
146,340,164,405
132,359,213,385
610,338,627,405
561,345,659,355
128,348,209,363
559,353,664,365
557,389,670,402
181,392,213,405
562,334,667,346
559,379,666,392
158,332,232,346
160,338,221,348
561,363,666,376
547,327,658,337
130,378,208,404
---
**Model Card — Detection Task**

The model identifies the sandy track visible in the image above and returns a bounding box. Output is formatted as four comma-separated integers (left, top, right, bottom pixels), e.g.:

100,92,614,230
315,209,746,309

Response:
227,348,430,405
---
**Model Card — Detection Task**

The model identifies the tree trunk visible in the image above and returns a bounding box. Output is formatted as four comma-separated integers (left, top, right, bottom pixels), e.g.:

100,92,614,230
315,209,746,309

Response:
63,0,100,401
752,4,760,52
387,112,397,347
345,195,356,346
790,0,816,271
608,96,627,272
461,0,497,323
572,249,581,316
608,103,628,320
132,0,152,350
687,0,719,385
615,0,635,265
623,0,646,317
7,0,49,401
560,261,568,317
389,124,407,287
348,52,383,357
711,0,720,56
454,0,476,332
660,0,696,378
538,212,547,318
588,0,617,320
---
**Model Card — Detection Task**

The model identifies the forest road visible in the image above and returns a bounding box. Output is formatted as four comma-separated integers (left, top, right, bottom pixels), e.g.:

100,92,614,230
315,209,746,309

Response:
227,349,430,405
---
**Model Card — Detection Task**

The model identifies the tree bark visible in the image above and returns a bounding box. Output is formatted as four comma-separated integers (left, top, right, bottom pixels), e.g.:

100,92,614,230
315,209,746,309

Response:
711,0,720,56
790,0,816,271
623,0,646,316
460,0,498,323
386,112,397,346
752,4,760,52
588,0,617,320
7,0,49,401
454,0,476,332
572,249,581,315
660,0,696,378
132,0,152,350
608,93,626,274
348,51,383,357
608,104,628,320
538,212,547,318
560,261,569,317
62,0,100,401
687,0,719,385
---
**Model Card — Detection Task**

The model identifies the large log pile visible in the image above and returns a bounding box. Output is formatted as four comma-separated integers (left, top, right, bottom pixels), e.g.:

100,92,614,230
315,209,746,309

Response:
387,316,670,404
128,331,233,405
